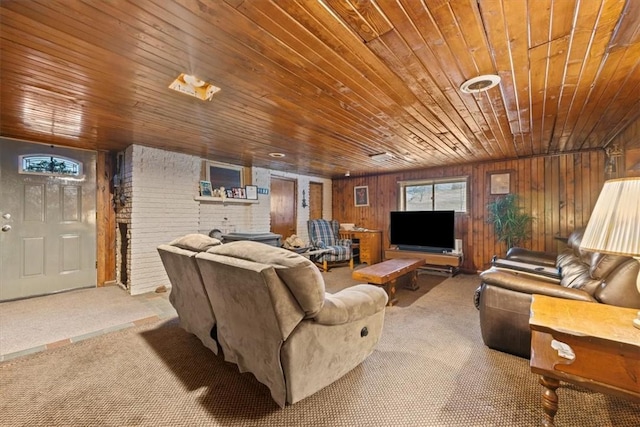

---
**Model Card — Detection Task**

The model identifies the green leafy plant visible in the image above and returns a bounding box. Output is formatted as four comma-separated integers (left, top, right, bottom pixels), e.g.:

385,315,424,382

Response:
486,194,534,250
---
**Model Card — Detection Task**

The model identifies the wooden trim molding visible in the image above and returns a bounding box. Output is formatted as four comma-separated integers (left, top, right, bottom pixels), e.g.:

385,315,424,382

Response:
96,151,116,286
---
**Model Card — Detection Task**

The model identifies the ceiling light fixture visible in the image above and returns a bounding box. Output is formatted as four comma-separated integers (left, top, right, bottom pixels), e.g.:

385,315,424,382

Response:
183,74,205,87
168,73,221,101
268,152,285,158
460,74,501,93
369,152,393,161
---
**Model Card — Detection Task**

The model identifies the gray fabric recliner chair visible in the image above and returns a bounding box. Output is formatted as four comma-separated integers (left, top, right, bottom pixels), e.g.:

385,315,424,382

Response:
157,233,222,354
195,241,388,407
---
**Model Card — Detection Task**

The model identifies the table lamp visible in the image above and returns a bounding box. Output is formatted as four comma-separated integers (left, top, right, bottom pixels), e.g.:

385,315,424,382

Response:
579,177,640,329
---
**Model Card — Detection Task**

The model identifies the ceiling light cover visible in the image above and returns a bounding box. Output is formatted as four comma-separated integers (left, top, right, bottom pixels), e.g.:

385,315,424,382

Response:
268,152,285,158
183,74,205,87
169,73,221,101
460,74,501,93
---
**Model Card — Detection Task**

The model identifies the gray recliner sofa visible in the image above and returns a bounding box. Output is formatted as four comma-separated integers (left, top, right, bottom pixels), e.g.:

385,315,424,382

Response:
159,236,388,407
157,234,223,354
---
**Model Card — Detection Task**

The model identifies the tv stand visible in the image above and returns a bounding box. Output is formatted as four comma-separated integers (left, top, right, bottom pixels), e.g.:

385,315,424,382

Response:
385,248,462,276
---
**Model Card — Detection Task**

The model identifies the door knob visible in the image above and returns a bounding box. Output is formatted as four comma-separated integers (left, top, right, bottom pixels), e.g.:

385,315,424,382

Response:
1,225,11,232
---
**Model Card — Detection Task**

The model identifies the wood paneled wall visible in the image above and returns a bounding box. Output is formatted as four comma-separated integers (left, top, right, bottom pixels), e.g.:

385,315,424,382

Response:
333,151,606,272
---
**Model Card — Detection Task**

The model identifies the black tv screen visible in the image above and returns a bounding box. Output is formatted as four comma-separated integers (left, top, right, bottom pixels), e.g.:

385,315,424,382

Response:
390,210,455,252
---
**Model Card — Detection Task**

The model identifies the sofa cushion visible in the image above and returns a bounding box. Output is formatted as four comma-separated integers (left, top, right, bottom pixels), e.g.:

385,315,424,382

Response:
589,253,628,280
559,255,587,288
556,247,575,269
563,270,601,295
170,233,221,252
208,241,325,317
596,259,640,307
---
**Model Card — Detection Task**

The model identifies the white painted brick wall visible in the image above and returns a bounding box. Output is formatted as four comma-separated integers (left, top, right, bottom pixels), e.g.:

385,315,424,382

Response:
122,145,332,295
128,145,200,295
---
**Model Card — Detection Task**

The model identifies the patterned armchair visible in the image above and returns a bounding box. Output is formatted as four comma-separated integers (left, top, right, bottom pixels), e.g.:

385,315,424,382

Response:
307,219,354,271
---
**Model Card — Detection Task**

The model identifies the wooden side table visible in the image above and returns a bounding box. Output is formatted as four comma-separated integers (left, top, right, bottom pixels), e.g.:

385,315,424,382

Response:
529,295,640,426
340,230,382,265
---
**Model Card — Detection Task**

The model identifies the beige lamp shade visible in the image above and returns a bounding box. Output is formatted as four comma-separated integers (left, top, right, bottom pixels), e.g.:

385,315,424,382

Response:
580,177,640,257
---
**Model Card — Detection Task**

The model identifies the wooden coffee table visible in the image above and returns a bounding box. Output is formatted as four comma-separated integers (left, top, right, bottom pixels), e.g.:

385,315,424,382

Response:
529,295,640,426
352,258,425,305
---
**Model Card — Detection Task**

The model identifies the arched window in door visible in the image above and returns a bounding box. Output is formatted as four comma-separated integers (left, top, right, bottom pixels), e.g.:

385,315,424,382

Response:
18,154,82,177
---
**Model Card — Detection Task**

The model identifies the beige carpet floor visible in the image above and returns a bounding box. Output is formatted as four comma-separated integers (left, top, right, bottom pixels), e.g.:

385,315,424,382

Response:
0,286,177,359
1,271,638,426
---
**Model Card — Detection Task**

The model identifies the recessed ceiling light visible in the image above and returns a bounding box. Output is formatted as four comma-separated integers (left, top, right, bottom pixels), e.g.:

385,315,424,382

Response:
269,152,285,158
460,74,501,93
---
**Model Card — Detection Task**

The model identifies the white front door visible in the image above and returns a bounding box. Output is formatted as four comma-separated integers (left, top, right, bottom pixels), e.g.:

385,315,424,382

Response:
0,139,97,301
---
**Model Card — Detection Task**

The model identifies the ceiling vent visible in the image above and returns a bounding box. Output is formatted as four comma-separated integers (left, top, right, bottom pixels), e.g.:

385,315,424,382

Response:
460,74,501,93
369,152,393,161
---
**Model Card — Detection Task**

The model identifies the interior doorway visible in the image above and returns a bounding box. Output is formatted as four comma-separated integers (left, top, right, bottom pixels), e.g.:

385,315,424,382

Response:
270,177,297,241
0,139,97,301
309,182,323,220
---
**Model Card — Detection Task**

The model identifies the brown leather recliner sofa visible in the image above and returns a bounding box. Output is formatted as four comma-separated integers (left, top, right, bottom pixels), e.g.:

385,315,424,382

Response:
475,228,640,358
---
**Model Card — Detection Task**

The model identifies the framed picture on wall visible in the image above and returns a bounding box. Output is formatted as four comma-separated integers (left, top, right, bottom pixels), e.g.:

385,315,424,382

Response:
354,186,369,207
199,180,212,197
245,185,258,200
232,187,245,199
489,172,511,195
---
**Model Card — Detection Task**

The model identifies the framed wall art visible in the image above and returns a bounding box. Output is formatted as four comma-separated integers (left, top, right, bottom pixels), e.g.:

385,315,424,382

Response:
489,172,511,195
245,185,258,200
354,186,369,207
199,180,212,197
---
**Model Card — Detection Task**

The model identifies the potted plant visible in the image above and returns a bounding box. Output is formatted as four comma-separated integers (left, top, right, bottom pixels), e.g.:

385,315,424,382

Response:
486,194,534,251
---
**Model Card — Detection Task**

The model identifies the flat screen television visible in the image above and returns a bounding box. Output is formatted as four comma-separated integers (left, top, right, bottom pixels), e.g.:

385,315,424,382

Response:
389,210,455,253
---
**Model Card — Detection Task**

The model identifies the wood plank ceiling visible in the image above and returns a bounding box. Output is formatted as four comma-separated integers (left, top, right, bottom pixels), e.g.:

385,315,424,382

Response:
1,0,639,178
